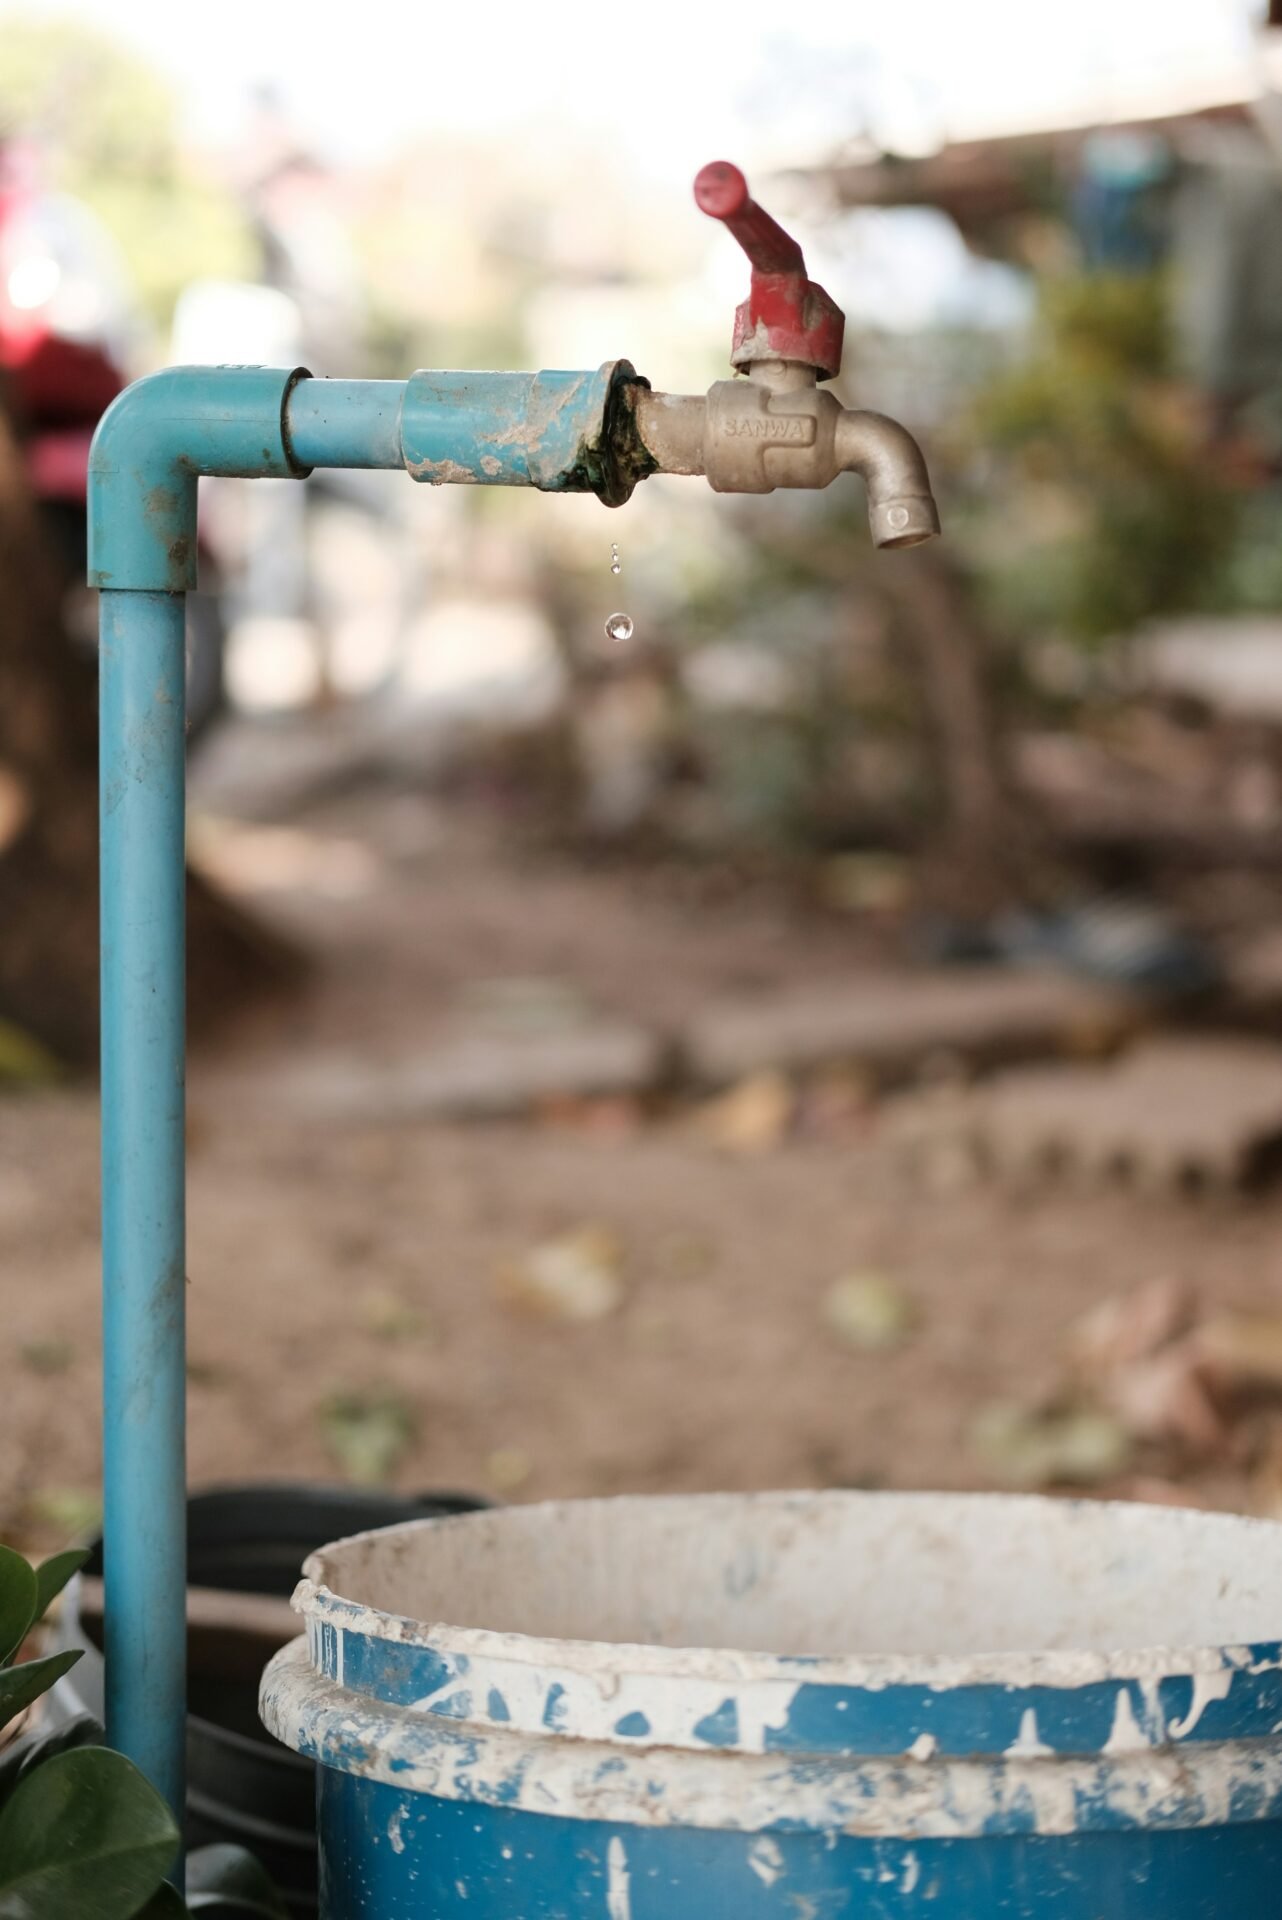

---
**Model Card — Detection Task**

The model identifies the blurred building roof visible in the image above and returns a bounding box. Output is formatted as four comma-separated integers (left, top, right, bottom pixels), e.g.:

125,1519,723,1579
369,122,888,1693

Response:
801,50,1275,244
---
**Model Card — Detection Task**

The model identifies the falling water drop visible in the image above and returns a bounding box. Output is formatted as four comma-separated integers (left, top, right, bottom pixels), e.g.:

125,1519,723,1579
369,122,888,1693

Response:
604,612,634,644
610,542,621,576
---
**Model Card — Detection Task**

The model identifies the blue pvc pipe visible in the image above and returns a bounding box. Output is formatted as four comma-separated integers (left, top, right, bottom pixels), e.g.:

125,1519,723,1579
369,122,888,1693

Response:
99,586,187,1837
286,378,406,470
90,358,638,1854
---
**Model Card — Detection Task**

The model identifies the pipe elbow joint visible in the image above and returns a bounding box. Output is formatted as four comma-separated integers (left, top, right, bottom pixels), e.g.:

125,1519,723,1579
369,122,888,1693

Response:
88,365,312,593
836,410,940,549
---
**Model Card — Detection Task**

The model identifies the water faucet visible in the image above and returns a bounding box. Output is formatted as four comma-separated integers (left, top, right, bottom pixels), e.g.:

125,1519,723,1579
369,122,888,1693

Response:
625,162,941,549
87,157,940,1845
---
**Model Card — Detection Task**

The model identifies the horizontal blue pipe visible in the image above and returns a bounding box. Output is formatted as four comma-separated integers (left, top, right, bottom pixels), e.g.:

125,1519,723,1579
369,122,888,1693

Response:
286,378,407,470
287,369,624,486
99,587,187,1851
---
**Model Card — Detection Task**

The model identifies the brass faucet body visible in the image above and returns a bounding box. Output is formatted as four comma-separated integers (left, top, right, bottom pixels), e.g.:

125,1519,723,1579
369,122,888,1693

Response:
632,362,940,550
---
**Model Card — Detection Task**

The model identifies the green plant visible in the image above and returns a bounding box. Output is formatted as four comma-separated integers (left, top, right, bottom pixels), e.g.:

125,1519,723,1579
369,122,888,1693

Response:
973,271,1240,643
0,1544,287,1918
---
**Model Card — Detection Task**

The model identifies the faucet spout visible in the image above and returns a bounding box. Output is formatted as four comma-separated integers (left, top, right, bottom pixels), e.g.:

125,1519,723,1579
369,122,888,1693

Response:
836,410,941,550
628,379,940,551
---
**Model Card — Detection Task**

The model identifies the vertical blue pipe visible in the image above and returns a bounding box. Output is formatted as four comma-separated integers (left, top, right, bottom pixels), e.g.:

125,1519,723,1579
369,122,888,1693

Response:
99,587,187,1836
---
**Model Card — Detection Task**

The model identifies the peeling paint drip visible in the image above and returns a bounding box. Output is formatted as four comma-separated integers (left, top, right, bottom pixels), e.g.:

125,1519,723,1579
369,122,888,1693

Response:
1007,1709,1053,1758
606,1836,632,1919
1170,1667,1235,1739
1104,1688,1151,1755
747,1836,784,1888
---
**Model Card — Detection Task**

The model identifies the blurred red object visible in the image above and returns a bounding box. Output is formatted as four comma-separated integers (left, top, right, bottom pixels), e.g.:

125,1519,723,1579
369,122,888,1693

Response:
0,139,128,502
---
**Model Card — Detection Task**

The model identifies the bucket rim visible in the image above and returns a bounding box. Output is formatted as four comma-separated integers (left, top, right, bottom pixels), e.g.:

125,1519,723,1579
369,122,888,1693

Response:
259,1632,1282,1836
289,1488,1282,1695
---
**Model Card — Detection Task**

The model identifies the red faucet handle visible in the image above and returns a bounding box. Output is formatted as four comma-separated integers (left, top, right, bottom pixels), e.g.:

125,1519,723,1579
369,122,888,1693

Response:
693,162,805,275
694,160,845,382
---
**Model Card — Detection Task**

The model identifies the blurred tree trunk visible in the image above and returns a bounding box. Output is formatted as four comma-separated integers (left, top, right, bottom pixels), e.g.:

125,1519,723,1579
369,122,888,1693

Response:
0,393,300,1067
880,548,1027,915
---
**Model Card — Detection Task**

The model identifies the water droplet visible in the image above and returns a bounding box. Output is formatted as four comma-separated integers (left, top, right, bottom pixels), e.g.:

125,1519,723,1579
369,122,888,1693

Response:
610,542,621,575
604,612,634,643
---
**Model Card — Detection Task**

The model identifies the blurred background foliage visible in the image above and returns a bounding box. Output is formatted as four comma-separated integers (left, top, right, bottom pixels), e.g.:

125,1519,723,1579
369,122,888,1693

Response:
0,20,254,328
974,271,1242,642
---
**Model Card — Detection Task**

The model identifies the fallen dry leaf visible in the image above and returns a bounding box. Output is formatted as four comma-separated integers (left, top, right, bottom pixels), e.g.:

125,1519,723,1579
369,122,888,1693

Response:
970,1401,1132,1488
359,1286,429,1342
320,1389,415,1485
1248,1421,1282,1518
1070,1278,1196,1376
1102,1344,1227,1454
501,1225,625,1323
823,1273,916,1352
1196,1314,1282,1393
487,1446,533,1493
1068,1280,1224,1455
694,1070,794,1154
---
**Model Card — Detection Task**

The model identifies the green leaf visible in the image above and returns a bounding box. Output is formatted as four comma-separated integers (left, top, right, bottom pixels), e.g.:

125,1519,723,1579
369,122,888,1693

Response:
0,1649,83,1733
187,1901,286,1916
320,1389,415,1485
185,1848,287,1918
34,1549,89,1624
0,1747,179,1919
18,1340,74,1377
0,1711,102,1813
0,1018,60,1086
133,1887,186,1919
25,1486,103,1540
0,1548,37,1666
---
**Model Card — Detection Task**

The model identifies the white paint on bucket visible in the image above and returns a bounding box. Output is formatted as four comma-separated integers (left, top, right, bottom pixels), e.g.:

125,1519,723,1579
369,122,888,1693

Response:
411,1654,800,1755
747,1835,784,1887
1104,1689,1150,1754
260,1634,1282,1837
1137,1676,1167,1743
1007,1709,1052,1759
606,1836,631,1919
1169,1668,1234,1740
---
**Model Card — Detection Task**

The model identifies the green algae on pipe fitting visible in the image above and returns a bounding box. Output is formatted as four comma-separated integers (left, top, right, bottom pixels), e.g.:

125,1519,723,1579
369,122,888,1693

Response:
400,361,653,506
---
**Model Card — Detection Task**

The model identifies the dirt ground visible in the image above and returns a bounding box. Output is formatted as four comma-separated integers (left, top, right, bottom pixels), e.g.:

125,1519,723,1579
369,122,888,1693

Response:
5,732,1282,1549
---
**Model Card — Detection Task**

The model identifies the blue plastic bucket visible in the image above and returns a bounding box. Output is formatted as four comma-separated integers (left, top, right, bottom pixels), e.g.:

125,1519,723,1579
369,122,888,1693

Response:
260,1491,1282,1916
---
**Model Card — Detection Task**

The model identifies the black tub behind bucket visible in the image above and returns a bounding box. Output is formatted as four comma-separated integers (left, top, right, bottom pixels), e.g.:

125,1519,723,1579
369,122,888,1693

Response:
47,1482,488,1917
